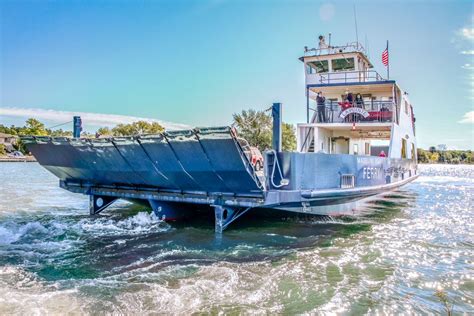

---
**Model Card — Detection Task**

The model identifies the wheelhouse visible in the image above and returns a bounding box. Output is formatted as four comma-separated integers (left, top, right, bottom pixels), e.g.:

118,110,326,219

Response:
297,38,417,161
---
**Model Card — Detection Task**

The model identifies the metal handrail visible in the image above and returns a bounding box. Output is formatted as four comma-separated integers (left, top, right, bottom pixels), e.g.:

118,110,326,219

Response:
299,109,320,152
313,100,395,124
304,42,367,57
300,100,395,152
317,70,386,85
300,126,314,152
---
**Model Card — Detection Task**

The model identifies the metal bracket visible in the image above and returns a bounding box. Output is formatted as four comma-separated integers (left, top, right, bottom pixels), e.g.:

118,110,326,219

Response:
213,205,252,233
90,195,117,215
148,200,191,221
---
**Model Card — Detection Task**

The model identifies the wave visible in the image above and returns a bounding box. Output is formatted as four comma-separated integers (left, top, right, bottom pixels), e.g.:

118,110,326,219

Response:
76,211,172,237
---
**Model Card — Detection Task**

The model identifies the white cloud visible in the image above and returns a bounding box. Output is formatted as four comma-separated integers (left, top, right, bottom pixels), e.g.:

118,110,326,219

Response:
0,107,191,130
457,18,474,100
461,27,474,41
459,111,474,124
458,15,474,41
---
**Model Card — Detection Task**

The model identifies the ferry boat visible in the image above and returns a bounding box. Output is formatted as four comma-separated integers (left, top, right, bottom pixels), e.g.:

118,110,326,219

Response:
22,37,418,232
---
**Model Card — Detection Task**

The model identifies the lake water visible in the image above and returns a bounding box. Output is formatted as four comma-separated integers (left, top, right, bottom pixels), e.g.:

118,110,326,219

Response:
0,163,472,314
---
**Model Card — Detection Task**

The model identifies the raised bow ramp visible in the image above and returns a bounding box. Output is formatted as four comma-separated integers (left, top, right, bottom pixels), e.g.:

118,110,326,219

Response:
22,127,265,231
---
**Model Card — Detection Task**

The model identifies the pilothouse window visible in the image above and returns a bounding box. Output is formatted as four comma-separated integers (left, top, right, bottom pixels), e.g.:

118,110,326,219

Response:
307,60,329,74
332,58,355,72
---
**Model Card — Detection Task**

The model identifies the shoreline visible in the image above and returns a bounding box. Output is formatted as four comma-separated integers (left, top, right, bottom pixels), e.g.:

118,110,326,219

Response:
0,156,37,162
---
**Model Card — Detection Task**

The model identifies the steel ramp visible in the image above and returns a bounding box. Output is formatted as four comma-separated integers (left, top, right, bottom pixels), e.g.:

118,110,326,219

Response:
22,127,264,197
196,127,263,194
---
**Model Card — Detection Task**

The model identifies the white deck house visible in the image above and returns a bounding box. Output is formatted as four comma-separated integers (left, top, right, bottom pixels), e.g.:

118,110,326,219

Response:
297,40,417,161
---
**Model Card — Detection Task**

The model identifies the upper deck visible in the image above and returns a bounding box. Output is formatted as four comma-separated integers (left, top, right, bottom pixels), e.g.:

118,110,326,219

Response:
300,42,390,87
299,37,408,124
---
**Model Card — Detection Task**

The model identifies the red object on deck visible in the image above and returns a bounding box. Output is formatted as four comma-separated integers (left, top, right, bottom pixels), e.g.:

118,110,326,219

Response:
338,102,352,110
368,111,392,121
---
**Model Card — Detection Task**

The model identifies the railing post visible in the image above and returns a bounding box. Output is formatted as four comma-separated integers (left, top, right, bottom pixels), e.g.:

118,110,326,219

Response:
306,87,309,123
73,116,82,138
272,103,282,152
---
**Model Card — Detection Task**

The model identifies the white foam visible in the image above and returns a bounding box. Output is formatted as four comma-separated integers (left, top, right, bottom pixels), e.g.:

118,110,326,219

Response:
77,211,170,236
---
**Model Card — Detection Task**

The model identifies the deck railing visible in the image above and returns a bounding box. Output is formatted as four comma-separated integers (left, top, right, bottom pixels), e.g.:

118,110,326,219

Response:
304,42,367,57
316,70,386,85
312,100,395,124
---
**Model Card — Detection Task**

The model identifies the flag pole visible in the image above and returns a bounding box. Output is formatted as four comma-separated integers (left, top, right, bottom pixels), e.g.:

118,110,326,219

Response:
387,40,390,80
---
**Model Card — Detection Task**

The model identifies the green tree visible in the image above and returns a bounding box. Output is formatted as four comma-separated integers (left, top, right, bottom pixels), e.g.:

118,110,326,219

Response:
282,123,296,151
111,121,164,136
23,118,48,136
417,148,429,163
466,152,474,164
232,109,296,151
96,127,113,137
429,152,440,163
0,125,17,135
0,144,6,156
48,129,73,137
444,152,453,163
233,109,272,150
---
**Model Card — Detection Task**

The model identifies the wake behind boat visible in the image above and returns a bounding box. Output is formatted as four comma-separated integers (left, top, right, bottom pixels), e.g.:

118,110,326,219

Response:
22,36,418,232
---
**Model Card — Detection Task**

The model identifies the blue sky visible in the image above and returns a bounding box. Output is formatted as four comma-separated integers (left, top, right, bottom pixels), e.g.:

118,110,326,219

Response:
1,0,473,149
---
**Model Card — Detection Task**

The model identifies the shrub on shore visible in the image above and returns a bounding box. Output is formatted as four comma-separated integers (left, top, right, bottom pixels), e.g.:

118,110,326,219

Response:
417,148,473,164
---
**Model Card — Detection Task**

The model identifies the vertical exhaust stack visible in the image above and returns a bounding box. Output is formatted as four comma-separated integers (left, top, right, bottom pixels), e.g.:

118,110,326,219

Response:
73,116,82,138
272,103,282,152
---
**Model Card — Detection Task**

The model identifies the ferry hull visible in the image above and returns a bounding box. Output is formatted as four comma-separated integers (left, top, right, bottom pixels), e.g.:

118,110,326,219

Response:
22,127,418,232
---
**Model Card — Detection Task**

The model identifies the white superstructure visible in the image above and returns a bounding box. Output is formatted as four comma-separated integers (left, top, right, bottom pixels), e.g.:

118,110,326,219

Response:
297,36,417,161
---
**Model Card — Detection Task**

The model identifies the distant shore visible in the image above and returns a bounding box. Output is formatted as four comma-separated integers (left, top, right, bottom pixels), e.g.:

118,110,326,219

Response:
0,156,37,162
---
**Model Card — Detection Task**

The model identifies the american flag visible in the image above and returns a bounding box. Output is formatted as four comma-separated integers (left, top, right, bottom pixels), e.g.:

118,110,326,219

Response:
382,43,389,66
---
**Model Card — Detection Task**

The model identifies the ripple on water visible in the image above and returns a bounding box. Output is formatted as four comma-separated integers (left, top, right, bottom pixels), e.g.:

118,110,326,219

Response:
0,162,473,314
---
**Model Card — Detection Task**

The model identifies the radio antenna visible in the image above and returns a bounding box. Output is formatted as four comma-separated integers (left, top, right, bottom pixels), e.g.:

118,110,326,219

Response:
353,4,359,48
365,33,369,57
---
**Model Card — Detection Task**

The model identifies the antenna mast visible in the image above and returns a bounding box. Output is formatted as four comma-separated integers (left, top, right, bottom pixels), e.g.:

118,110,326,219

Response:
353,4,359,49
365,34,369,57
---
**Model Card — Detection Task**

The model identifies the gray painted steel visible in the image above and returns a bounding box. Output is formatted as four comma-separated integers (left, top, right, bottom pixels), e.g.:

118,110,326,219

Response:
272,103,282,152
265,151,416,191
23,127,263,197
23,129,418,220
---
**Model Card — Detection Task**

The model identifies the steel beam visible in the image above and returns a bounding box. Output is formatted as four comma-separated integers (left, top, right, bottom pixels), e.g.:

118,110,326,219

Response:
213,205,252,233
272,103,282,152
148,200,191,221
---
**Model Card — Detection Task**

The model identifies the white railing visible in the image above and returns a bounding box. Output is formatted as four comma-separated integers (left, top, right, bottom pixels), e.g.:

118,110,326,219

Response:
317,70,386,85
304,42,367,57
313,100,396,124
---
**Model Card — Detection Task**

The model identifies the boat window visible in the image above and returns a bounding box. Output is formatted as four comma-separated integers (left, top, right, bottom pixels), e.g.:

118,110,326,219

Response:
401,139,407,159
411,143,416,161
307,60,329,74
365,143,370,155
332,58,355,72
353,144,359,155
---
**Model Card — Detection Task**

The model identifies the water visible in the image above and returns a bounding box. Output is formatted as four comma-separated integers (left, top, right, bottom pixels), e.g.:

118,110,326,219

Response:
0,163,472,314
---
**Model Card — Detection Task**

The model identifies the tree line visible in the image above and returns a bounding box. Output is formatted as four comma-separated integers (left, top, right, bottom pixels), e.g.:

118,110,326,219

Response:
417,148,473,164
0,118,165,138
0,118,166,155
